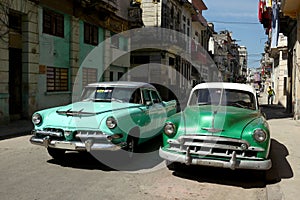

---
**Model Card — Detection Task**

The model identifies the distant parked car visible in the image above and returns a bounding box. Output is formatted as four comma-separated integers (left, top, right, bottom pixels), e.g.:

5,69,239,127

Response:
30,81,177,160
159,82,271,171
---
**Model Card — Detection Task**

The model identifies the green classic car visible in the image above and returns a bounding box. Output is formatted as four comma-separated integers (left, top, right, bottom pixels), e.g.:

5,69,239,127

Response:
30,81,177,160
159,82,272,171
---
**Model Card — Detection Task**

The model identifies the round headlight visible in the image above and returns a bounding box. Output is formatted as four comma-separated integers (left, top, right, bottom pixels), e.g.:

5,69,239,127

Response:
164,122,175,136
106,117,117,129
253,129,267,142
32,113,42,125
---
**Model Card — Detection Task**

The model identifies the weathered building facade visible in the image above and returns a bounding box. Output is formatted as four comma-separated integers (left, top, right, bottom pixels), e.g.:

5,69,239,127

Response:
131,0,214,105
260,0,300,119
280,0,300,119
209,30,242,82
0,0,141,124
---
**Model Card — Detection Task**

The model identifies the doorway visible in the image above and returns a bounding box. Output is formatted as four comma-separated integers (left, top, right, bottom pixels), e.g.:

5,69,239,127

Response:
9,48,23,120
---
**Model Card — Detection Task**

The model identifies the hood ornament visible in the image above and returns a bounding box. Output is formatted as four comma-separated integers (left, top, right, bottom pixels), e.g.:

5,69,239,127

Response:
202,110,224,133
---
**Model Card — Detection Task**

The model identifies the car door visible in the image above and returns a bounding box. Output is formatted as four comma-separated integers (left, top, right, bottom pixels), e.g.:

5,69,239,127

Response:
147,90,167,137
128,88,149,128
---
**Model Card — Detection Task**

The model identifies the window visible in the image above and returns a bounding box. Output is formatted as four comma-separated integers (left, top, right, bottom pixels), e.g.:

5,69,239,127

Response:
111,32,119,48
169,57,174,66
9,12,22,32
142,89,151,103
284,77,287,96
43,9,64,37
189,89,256,110
84,23,99,45
110,71,114,81
47,67,68,92
131,55,150,64
282,52,288,60
118,72,124,80
150,90,162,104
82,68,97,87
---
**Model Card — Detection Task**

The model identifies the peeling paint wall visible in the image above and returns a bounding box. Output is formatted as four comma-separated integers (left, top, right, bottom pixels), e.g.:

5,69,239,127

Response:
37,7,71,109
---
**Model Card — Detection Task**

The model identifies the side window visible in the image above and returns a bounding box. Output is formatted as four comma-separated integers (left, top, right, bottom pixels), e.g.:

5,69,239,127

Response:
142,89,151,104
150,90,162,104
129,89,142,104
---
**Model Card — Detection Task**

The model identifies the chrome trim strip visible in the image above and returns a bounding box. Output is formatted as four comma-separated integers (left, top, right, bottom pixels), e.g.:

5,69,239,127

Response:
75,133,107,140
166,135,265,160
176,135,250,146
33,130,63,137
30,136,123,151
159,148,272,170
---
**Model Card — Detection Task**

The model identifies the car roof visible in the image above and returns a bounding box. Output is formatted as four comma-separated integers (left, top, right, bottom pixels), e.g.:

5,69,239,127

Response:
192,82,256,94
86,81,155,89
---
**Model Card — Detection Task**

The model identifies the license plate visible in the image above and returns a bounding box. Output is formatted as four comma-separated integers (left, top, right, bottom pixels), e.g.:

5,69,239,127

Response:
196,159,224,167
54,141,76,150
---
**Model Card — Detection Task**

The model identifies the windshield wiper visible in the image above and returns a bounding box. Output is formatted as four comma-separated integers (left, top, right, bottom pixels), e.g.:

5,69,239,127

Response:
198,102,210,106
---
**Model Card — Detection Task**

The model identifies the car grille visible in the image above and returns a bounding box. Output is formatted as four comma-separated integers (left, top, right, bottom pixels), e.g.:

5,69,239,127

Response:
34,128,107,141
75,130,109,142
167,135,264,160
35,128,64,138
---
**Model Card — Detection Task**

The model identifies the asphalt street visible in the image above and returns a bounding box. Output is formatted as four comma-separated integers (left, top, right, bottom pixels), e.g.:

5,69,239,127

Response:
0,92,300,200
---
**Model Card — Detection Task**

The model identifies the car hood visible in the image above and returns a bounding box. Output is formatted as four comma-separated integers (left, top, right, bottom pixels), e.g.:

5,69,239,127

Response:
182,105,260,139
41,101,138,129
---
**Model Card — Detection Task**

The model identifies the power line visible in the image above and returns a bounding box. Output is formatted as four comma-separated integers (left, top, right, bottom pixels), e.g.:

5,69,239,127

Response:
210,20,260,25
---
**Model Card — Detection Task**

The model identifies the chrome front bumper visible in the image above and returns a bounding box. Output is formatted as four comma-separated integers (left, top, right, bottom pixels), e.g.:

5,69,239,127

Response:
159,147,272,170
30,136,125,152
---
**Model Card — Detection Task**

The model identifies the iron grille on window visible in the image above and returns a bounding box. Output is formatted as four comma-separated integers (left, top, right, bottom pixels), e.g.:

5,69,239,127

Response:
82,68,97,87
43,9,64,37
84,23,98,45
47,67,68,92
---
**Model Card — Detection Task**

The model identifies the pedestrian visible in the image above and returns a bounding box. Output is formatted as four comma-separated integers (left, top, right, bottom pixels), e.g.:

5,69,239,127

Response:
267,86,275,105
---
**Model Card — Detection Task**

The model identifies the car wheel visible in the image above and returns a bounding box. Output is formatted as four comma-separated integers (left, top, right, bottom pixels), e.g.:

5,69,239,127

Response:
47,147,66,160
126,136,137,158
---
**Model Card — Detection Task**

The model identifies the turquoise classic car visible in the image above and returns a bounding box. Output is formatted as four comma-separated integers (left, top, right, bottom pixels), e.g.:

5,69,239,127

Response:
159,82,272,171
30,81,177,160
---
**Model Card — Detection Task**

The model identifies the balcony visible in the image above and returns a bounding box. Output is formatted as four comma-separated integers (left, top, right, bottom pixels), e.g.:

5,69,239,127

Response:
128,6,143,29
76,0,118,13
281,0,300,19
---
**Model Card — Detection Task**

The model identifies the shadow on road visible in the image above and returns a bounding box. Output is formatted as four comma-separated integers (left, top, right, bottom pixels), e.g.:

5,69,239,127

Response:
267,139,294,183
172,165,268,189
170,138,293,189
260,104,293,120
47,135,164,172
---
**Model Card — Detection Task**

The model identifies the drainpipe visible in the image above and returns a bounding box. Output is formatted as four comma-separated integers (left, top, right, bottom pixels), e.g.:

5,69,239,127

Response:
294,48,299,120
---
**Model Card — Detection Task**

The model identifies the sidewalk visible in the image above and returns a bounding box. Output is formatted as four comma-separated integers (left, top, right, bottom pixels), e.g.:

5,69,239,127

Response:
258,93,300,200
0,119,33,140
266,117,300,200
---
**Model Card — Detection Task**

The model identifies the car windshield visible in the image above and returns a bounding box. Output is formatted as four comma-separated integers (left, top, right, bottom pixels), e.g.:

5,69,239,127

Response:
80,86,141,103
189,88,256,110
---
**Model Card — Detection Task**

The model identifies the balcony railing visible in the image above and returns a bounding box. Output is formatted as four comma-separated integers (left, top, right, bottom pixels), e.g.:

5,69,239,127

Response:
78,0,118,12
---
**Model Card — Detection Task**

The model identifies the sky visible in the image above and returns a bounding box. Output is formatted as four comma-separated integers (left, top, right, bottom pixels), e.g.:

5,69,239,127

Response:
202,0,266,68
